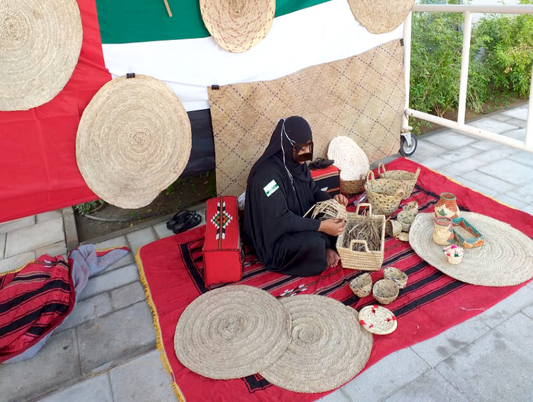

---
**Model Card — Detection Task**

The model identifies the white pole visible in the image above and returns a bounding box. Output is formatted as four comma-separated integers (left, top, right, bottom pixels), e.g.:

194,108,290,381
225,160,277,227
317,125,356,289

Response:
402,12,413,131
525,67,533,149
457,11,473,126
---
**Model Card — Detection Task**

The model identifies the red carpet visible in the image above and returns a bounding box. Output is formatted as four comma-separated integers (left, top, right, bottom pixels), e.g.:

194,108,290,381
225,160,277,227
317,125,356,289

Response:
137,158,533,402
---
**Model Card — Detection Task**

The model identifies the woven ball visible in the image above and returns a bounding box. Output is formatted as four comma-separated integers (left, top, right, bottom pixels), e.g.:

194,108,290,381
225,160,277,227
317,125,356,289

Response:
348,0,415,34
76,75,192,209
260,295,373,393
0,0,82,111
174,285,292,379
199,0,275,53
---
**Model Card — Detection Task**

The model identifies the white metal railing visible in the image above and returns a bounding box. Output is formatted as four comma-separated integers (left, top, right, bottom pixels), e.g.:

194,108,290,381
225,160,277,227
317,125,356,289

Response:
402,4,533,153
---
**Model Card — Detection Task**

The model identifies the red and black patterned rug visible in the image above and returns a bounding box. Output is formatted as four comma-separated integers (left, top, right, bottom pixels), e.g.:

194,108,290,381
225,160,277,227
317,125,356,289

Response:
137,158,533,402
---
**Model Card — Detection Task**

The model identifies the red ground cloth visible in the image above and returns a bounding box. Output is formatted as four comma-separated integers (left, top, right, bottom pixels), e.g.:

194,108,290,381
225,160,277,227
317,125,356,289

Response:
137,158,533,402
0,0,111,223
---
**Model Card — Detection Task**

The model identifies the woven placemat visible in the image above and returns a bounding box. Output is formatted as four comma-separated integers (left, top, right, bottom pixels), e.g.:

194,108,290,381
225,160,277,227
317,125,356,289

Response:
348,0,415,34
0,0,83,111
76,74,192,209
359,305,397,335
410,213,533,287
328,136,370,181
174,285,292,379
200,0,275,53
260,295,373,393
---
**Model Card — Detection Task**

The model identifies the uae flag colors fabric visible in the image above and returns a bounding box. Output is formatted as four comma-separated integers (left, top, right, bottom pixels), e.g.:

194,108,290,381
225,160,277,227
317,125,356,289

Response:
0,0,403,223
136,158,533,402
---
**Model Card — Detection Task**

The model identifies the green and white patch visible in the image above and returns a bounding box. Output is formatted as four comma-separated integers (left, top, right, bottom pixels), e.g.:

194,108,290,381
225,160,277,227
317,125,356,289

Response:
263,180,280,197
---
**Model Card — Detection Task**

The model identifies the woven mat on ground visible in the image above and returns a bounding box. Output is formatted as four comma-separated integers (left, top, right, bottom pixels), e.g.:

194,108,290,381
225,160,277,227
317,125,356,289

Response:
208,40,404,196
137,158,533,401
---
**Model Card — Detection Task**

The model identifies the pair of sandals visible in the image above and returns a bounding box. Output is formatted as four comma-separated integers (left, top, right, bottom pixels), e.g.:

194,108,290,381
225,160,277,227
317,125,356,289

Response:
308,158,335,170
166,210,202,234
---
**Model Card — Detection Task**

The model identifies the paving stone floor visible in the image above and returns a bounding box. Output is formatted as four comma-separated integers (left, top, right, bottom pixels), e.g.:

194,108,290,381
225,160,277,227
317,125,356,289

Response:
0,104,531,402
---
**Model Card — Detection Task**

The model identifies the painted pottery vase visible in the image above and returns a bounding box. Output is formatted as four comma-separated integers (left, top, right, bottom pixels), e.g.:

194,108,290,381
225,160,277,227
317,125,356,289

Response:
434,192,460,219
443,244,465,265
433,217,454,246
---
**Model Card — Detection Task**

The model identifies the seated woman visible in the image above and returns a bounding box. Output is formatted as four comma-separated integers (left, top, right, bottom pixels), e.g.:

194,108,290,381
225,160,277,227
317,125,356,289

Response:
244,116,348,277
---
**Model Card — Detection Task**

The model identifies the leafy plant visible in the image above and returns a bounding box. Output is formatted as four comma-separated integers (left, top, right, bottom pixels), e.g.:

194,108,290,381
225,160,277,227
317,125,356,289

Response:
74,200,104,215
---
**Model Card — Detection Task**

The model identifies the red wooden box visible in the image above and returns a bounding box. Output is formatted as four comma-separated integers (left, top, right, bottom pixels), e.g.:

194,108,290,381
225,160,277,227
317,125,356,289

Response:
203,196,243,286
310,165,340,196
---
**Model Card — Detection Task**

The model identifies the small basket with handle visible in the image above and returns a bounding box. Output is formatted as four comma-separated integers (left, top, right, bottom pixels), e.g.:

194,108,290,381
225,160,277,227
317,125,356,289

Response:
377,163,420,200
364,171,405,216
337,203,386,271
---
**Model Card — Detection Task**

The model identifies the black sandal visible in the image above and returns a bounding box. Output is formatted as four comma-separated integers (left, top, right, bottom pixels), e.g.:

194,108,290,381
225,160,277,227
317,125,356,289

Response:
309,158,335,170
172,211,202,234
166,210,189,231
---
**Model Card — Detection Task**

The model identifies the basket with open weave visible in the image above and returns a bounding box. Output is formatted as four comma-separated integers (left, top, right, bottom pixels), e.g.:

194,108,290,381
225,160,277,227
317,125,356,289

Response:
340,172,367,195
337,203,385,271
364,171,405,216
378,163,420,200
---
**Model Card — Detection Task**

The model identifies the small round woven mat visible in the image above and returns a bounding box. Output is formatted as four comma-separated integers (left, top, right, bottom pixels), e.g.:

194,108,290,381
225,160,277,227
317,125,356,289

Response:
0,0,83,111
348,0,415,34
260,295,373,393
76,74,192,209
328,136,369,181
359,305,397,335
410,212,533,287
174,285,292,379
200,0,275,53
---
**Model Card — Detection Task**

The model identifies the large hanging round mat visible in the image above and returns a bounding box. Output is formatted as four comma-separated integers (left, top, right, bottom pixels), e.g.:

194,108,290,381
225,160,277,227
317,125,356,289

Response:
199,0,275,53
174,285,292,379
259,295,373,393
347,0,415,34
327,136,369,181
410,213,533,287
76,74,192,209
0,0,83,111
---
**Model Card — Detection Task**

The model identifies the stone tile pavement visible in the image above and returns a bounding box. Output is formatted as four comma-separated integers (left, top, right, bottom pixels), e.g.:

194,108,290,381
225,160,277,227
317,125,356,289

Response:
0,104,531,401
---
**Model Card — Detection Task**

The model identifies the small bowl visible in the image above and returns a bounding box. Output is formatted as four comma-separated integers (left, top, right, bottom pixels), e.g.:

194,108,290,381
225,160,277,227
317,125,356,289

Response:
397,210,415,232
443,245,465,265
373,279,399,305
384,267,408,289
349,273,372,298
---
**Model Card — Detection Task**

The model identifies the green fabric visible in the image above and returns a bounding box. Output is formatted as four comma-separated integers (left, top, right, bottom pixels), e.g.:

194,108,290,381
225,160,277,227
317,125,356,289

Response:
96,0,331,44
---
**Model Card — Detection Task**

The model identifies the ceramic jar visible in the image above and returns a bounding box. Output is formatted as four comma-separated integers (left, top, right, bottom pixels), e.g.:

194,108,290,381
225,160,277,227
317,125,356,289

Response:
434,192,460,219
433,217,453,245
443,245,465,265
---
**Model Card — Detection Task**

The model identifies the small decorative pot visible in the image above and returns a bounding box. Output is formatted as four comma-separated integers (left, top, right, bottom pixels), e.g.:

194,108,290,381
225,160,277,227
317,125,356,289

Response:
433,217,453,246
443,245,465,265
434,192,460,219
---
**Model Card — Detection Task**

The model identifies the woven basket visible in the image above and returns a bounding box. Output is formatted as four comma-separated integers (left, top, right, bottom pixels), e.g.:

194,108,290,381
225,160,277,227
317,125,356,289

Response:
372,279,399,305
383,267,408,289
337,203,385,271
340,176,366,195
378,164,420,200
349,273,372,297
364,171,405,216
304,199,347,221
397,210,415,232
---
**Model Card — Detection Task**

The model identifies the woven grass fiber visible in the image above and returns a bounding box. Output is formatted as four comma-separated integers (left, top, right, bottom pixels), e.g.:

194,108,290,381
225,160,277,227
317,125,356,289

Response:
348,0,415,34
260,295,373,393
76,74,192,209
208,40,405,196
174,285,292,379
358,305,397,335
0,0,82,111
410,213,533,287
200,0,275,53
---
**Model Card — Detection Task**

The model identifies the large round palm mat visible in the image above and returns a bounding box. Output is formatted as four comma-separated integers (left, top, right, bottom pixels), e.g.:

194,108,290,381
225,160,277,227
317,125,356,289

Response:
135,158,533,402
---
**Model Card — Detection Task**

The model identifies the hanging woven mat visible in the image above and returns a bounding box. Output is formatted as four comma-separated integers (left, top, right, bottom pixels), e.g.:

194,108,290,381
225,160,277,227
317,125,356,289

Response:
76,74,192,209
347,0,415,34
174,285,291,379
410,213,533,287
378,163,420,200
260,295,373,393
199,0,275,53
328,136,370,181
0,0,83,111
359,305,397,335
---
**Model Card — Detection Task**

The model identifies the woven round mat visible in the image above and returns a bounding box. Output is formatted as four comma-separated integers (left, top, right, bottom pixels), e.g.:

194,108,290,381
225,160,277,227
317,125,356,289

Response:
410,212,533,287
76,74,192,209
359,305,397,335
199,0,275,53
260,295,373,393
174,285,292,379
328,136,369,181
0,0,82,111
348,0,415,34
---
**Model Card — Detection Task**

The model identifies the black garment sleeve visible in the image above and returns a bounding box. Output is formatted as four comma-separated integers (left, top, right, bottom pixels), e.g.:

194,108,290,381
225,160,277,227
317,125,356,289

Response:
310,176,332,203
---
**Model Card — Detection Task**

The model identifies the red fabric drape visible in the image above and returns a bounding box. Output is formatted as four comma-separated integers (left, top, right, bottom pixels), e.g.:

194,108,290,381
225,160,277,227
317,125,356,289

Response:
0,0,111,223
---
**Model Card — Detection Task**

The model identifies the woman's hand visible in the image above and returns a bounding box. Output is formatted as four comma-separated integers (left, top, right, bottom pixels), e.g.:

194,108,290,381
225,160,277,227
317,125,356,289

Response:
334,194,349,206
318,219,346,236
